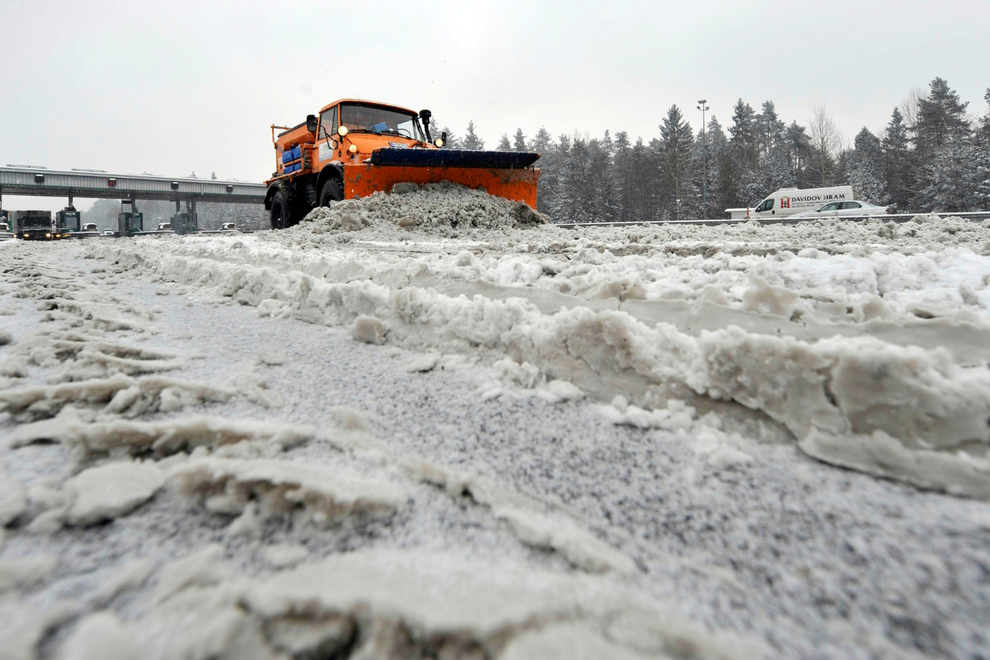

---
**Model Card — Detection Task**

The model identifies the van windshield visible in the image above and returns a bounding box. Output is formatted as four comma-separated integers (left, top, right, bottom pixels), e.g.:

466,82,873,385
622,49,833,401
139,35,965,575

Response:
340,103,424,141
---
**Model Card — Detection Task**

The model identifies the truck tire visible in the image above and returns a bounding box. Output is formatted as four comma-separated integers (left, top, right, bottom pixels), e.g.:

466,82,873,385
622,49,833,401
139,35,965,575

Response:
270,186,295,230
319,177,344,208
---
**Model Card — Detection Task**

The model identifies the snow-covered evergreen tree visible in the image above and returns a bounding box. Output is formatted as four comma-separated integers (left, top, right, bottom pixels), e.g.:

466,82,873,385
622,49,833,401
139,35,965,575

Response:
612,131,631,221
659,105,694,220
497,134,512,151
918,136,977,212
461,121,485,150
912,78,974,210
882,108,912,211
975,89,990,210
756,101,786,158
729,100,759,173
915,77,970,156
783,121,812,187
512,128,527,152
847,128,888,204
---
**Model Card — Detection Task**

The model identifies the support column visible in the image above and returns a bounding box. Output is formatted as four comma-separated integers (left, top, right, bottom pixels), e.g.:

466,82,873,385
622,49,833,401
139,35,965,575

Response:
67,194,74,210
190,198,198,232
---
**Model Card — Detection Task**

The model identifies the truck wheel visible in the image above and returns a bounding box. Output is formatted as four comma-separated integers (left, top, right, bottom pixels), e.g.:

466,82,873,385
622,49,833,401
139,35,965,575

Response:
319,178,344,207
270,187,294,230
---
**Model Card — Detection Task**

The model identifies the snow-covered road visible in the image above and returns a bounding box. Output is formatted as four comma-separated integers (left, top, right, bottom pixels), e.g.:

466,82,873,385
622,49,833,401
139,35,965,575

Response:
2,186,990,659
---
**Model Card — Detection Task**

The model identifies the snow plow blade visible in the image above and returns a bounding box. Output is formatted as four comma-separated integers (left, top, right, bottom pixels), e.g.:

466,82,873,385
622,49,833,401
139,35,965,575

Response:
343,148,541,208
369,148,540,170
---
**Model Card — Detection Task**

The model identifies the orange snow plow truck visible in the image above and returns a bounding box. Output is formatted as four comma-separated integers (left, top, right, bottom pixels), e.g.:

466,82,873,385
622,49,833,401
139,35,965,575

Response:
264,99,541,229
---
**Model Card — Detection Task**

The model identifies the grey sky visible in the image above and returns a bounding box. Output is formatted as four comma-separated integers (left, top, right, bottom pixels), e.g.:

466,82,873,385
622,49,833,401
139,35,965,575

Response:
2,0,988,213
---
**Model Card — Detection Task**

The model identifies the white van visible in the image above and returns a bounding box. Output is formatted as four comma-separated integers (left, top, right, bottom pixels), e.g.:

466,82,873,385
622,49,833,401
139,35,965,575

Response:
750,186,854,219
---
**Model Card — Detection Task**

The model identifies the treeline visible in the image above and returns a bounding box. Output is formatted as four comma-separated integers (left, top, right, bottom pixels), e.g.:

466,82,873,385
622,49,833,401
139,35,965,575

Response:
439,77,990,221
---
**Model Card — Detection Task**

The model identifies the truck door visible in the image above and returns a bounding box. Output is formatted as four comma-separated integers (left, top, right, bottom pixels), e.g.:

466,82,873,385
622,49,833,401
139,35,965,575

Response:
318,106,339,163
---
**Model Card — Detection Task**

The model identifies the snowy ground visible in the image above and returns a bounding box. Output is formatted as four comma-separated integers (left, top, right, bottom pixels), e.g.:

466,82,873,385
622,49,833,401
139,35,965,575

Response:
1,185,990,659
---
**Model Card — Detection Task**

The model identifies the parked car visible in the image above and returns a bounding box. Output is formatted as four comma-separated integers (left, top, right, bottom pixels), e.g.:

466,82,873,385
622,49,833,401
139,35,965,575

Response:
157,222,172,231
102,230,116,236
790,200,891,219
82,223,98,232
221,222,236,230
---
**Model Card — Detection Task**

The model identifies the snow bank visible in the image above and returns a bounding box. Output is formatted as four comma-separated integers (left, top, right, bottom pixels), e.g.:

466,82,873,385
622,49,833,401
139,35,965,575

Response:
9,413,312,462
46,547,757,660
63,461,165,525
169,457,412,528
0,374,232,422
86,235,990,497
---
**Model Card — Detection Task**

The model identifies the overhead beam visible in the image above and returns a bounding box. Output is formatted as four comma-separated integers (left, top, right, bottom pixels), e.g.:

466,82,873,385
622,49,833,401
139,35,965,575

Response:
0,166,266,205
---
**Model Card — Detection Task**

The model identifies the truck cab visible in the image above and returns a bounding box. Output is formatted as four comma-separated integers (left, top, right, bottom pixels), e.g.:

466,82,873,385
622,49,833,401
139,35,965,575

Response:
14,210,55,240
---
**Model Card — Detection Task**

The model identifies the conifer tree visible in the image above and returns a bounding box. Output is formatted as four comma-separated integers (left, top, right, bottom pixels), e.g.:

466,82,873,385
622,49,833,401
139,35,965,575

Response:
915,77,970,155
847,128,888,203
461,121,485,150
756,101,786,158
513,128,528,152
612,131,632,221
882,108,912,211
975,89,990,210
659,105,694,220
729,100,759,173
783,122,812,186
497,134,512,151
529,128,556,214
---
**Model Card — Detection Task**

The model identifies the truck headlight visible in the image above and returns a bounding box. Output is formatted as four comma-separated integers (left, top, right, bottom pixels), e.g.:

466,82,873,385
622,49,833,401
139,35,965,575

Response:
434,138,444,147
46,233,52,237
348,144,358,154
337,126,348,137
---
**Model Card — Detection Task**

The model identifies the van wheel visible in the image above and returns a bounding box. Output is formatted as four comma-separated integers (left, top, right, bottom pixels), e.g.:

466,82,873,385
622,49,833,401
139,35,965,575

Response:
270,187,294,229
319,178,344,207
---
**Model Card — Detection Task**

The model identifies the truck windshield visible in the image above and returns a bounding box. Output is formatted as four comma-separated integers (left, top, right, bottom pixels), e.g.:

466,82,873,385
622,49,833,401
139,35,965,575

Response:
21,217,51,228
340,103,423,141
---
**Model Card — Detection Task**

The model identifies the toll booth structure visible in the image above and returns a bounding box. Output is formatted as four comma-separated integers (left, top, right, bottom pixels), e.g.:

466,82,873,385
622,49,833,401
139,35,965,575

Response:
56,208,81,234
170,198,199,234
117,200,144,235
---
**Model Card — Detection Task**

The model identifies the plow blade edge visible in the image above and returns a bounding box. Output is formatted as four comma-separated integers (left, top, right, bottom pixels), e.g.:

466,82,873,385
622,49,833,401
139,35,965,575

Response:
344,149,541,208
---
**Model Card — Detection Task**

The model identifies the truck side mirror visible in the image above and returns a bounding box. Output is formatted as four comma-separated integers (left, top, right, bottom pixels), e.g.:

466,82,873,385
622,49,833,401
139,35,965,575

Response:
306,115,318,133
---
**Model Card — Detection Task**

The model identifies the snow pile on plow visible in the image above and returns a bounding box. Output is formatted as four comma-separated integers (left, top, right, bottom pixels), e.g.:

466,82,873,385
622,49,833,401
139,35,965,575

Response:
296,181,548,237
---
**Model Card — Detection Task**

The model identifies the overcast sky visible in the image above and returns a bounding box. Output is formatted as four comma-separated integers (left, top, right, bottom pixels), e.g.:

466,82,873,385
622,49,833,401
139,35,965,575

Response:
3,0,988,213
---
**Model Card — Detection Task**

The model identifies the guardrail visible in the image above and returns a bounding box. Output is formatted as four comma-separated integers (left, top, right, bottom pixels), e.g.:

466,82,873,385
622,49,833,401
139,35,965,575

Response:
555,211,990,228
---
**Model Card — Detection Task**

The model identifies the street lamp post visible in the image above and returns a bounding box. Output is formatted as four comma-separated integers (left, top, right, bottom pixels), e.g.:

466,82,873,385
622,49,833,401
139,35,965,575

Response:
697,100,709,219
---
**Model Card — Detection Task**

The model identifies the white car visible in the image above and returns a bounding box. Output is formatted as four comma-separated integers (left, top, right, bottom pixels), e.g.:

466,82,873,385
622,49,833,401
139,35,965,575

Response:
790,200,891,219
103,230,116,236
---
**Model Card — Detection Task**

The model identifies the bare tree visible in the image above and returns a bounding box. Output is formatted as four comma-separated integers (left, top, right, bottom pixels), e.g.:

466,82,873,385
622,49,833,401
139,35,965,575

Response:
900,86,926,134
808,106,843,186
